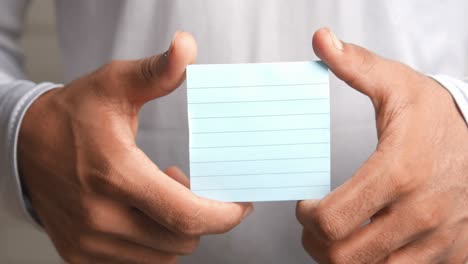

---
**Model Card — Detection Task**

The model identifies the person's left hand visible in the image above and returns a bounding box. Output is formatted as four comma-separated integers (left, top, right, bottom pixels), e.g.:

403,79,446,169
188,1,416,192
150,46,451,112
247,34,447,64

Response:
296,28,468,264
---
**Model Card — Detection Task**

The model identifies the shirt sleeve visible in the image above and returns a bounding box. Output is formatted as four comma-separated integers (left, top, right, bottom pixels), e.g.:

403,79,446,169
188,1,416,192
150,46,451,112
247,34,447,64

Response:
0,0,60,227
0,81,59,226
430,75,468,125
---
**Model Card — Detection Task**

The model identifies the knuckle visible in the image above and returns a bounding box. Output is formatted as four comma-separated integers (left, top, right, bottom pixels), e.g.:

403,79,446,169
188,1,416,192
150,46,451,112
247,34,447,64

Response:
358,51,379,77
86,161,125,196
81,203,108,233
344,47,379,86
140,56,157,83
78,158,107,189
313,205,343,241
86,168,107,193
413,204,441,232
387,164,419,195
83,213,100,232
389,172,409,195
139,53,169,83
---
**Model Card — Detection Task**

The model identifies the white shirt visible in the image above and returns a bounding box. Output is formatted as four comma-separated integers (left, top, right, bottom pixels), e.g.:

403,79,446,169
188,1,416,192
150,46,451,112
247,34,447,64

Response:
0,0,467,263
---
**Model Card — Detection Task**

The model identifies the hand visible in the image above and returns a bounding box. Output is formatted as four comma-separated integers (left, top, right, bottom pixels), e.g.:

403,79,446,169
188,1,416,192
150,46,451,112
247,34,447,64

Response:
18,32,252,264
297,28,468,263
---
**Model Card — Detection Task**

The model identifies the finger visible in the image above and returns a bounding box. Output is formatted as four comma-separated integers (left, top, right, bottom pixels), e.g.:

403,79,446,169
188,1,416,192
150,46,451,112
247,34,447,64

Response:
385,230,457,264
387,221,468,264
94,147,253,236
312,28,415,107
325,201,446,264
296,150,409,242
446,252,468,264
120,31,197,107
301,229,329,264
83,197,199,255
296,199,319,230
446,231,468,264
164,166,190,188
79,233,178,264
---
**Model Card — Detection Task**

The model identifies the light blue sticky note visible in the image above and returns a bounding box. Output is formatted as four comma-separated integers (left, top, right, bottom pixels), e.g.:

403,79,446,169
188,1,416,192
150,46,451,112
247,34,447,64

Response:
187,61,330,202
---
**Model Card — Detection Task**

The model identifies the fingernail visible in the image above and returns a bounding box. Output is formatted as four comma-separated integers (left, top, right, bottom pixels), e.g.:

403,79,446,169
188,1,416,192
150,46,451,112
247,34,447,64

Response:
328,29,343,50
242,205,254,219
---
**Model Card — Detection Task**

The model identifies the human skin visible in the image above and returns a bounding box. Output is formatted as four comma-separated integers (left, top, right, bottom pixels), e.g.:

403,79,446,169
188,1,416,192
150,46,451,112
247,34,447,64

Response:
18,32,252,264
296,28,468,264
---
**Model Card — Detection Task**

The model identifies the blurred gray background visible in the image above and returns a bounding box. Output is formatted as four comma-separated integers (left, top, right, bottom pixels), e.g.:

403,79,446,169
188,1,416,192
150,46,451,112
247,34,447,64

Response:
21,0,63,83
0,0,63,263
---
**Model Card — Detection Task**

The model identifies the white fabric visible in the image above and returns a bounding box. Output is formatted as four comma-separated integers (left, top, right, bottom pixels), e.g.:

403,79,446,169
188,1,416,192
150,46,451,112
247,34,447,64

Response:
0,80,58,225
0,0,467,263
431,75,468,124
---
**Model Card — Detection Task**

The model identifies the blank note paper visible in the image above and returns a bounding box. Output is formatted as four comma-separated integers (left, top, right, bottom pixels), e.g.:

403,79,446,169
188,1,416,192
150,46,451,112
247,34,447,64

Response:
187,61,330,202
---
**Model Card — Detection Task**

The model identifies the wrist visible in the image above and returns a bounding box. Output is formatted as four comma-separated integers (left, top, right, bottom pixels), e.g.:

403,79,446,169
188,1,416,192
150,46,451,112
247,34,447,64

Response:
17,87,63,224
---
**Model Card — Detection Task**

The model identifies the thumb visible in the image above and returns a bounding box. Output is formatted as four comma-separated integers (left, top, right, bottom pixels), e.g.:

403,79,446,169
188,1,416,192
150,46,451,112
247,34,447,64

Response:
122,31,197,107
312,28,405,107
164,166,190,188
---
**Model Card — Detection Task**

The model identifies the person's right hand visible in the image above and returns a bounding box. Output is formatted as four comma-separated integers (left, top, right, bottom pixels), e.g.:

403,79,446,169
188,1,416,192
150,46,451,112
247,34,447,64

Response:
17,32,253,264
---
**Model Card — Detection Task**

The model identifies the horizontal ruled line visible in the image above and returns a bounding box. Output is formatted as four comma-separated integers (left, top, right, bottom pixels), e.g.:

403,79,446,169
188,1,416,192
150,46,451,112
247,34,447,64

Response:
191,171,330,178
191,142,329,149
191,157,329,163
191,113,329,119
188,83,328,89
188,98,328,104
192,185,330,191
192,128,329,134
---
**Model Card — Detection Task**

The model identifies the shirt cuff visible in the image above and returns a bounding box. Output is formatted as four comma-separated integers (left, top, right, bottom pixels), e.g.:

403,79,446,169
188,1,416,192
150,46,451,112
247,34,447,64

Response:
429,75,468,125
0,80,60,229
